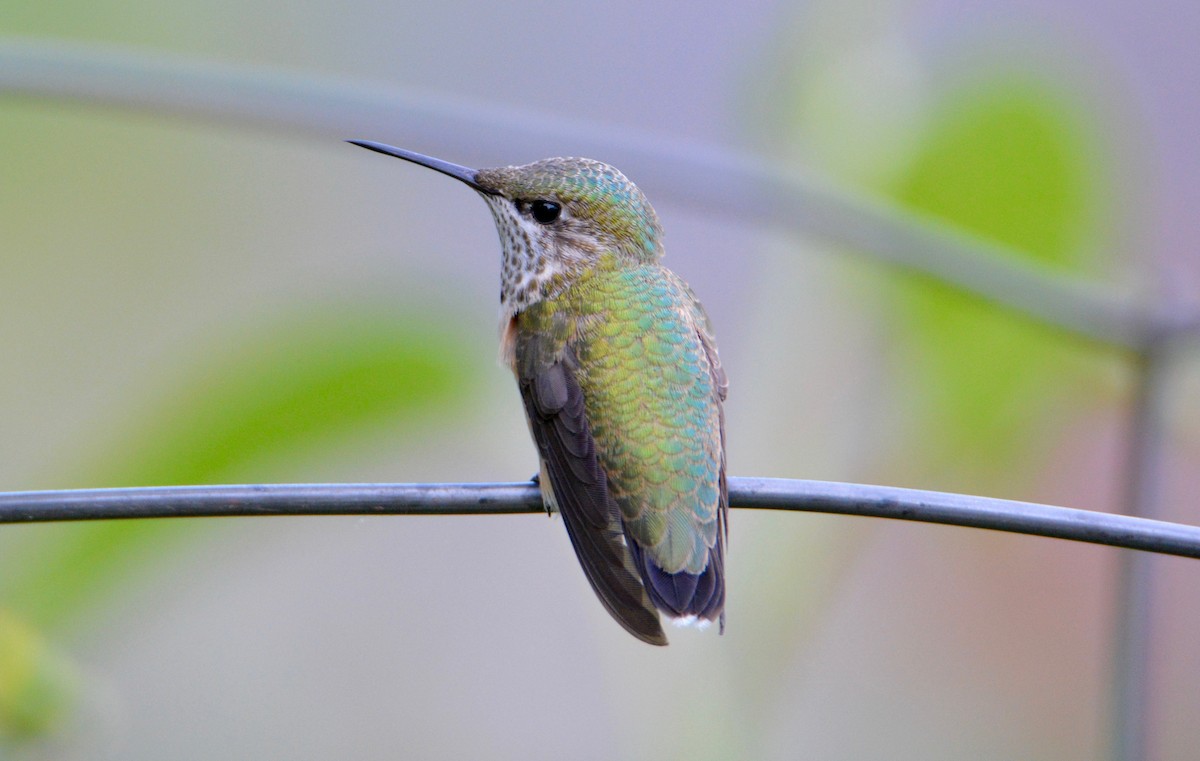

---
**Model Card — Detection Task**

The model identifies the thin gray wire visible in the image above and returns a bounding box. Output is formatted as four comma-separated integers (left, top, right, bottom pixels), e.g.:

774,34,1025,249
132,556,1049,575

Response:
3,479,1200,561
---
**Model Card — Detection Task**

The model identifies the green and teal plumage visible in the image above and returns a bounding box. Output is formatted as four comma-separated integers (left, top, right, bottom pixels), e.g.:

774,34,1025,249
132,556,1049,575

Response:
518,258,725,539
479,158,727,645
564,264,723,576
347,140,726,645
510,257,726,645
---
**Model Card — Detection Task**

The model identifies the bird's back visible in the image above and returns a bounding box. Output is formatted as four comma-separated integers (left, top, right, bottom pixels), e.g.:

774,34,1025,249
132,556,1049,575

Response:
566,263,727,622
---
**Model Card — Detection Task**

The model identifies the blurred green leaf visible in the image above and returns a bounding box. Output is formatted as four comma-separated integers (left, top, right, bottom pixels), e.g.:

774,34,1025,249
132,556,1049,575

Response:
0,611,77,742
1,306,477,630
99,307,475,487
886,78,1103,472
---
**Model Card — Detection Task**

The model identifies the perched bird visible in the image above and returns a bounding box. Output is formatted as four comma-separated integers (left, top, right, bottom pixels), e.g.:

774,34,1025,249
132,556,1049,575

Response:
349,140,727,645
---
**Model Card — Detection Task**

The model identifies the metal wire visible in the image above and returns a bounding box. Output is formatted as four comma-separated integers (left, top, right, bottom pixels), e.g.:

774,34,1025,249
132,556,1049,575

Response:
1114,347,1173,761
2,479,1200,561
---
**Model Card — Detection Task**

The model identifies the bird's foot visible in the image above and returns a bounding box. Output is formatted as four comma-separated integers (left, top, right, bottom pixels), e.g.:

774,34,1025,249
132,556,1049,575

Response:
529,472,558,517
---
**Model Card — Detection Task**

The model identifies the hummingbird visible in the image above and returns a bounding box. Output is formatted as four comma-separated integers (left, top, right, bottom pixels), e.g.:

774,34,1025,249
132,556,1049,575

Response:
349,140,727,645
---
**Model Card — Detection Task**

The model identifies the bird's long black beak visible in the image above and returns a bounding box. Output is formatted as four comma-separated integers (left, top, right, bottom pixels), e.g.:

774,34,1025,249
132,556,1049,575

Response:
346,140,496,194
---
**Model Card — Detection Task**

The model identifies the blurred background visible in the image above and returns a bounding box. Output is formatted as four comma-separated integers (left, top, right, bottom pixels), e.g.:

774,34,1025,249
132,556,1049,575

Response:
2,0,1199,758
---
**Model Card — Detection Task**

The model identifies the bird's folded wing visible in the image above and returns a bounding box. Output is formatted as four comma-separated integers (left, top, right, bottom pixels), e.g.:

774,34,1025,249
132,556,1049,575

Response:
519,354,667,646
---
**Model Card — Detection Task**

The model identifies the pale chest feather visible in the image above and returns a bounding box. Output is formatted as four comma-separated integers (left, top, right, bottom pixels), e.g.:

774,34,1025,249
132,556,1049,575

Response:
485,195,583,326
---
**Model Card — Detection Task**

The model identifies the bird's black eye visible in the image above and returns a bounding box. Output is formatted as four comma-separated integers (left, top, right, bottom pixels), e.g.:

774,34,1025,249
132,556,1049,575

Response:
530,200,561,225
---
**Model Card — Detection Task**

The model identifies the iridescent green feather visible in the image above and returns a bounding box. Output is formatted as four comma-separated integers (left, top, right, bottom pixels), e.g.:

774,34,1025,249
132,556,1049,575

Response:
521,261,724,576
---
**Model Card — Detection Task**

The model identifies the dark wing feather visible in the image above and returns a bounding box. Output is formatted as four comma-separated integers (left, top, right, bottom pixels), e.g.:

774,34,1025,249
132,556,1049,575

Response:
519,354,668,646
628,520,724,623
